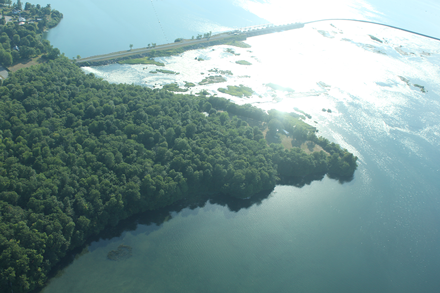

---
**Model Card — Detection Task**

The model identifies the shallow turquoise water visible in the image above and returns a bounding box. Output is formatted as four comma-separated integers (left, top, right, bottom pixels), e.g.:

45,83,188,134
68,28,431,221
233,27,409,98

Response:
37,0,265,58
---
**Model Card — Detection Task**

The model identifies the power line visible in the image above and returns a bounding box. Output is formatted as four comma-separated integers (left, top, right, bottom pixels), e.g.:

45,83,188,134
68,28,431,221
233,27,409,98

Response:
304,19,440,41
150,0,169,44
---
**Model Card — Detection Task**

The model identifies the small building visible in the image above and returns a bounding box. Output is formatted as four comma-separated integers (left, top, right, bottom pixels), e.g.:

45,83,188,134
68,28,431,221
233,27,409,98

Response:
19,16,26,22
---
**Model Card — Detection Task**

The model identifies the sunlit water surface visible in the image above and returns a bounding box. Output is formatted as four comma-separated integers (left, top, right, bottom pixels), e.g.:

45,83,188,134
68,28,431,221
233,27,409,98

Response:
39,20,440,293
37,0,440,59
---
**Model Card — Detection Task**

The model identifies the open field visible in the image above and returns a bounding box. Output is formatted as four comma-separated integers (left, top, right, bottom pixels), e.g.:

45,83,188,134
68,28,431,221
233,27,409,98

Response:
8,56,47,72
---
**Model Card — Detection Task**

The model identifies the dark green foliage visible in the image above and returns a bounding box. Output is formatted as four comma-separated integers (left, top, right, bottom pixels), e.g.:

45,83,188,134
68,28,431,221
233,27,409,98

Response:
47,10,63,29
208,96,267,121
0,57,279,292
162,83,187,92
0,47,357,293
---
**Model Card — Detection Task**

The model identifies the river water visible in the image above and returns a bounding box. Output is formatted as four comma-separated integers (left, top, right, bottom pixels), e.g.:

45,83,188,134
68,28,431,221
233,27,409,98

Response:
37,0,440,58
35,1,440,292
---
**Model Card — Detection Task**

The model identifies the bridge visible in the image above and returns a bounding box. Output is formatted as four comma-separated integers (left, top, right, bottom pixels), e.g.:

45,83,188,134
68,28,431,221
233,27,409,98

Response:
76,19,439,65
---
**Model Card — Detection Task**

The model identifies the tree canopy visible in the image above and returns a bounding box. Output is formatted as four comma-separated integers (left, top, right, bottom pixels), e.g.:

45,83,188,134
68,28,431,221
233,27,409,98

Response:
0,7,356,293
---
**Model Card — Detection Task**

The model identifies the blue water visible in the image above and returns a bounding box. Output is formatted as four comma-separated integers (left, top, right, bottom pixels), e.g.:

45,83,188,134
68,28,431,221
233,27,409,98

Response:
367,0,440,38
35,1,440,292
36,0,265,58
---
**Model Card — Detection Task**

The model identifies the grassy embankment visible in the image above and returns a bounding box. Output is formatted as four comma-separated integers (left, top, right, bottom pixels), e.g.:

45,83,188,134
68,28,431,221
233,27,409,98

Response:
218,85,253,97
236,60,252,65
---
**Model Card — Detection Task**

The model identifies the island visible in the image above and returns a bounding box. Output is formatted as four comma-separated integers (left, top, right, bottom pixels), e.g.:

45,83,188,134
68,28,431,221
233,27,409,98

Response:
218,84,254,97
0,4,357,293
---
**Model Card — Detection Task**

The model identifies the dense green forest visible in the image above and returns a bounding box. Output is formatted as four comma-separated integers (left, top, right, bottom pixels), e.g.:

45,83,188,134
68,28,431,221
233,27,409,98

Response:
0,5,356,293
0,2,62,67
0,56,356,292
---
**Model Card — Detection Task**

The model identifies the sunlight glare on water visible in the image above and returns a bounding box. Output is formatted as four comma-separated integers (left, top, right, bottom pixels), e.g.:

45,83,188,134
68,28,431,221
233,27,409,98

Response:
38,1,440,291
235,0,383,23
82,20,440,153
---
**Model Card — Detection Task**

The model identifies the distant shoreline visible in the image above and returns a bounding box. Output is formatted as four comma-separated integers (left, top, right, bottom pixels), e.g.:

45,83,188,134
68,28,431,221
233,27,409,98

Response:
305,19,440,41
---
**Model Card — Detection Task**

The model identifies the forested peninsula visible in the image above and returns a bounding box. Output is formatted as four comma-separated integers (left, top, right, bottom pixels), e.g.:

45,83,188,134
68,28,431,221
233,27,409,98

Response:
0,5,357,293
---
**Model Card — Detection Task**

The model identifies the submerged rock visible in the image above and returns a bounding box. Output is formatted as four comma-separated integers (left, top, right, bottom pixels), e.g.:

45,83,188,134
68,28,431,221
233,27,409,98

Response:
107,245,133,261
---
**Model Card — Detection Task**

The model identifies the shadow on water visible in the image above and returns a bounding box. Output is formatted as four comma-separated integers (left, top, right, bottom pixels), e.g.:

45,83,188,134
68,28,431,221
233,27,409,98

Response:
279,172,354,187
326,173,355,184
38,189,273,289
278,174,326,187
37,172,352,292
